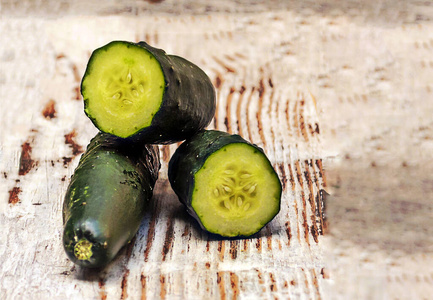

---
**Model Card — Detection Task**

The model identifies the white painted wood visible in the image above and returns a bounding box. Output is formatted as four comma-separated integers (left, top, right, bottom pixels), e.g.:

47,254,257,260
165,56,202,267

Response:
1,2,432,299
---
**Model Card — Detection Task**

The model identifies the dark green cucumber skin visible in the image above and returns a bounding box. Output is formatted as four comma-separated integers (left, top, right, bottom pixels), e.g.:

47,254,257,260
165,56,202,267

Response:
62,133,160,268
82,41,216,144
168,130,282,237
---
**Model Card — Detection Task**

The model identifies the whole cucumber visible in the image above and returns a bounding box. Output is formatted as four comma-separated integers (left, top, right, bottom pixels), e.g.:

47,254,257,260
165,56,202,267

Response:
62,133,160,268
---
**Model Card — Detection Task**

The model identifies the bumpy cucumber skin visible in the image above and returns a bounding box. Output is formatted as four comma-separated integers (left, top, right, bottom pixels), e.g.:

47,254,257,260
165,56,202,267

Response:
82,41,216,144
168,130,282,237
62,133,160,268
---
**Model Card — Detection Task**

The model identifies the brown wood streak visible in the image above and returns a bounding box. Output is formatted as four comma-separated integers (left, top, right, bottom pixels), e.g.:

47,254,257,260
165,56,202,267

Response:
285,98,291,135
73,86,81,100
302,269,310,296
224,54,235,62
214,71,224,90
285,221,291,247
256,237,262,253
213,56,236,73
234,52,247,59
266,226,272,251
140,274,147,300
298,97,309,142
256,269,266,293
293,97,300,137
160,275,166,300
283,280,289,293
144,200,160,262
217,272,227,300
229,240,238,259
182,223,190,237
213,70,224,130
277,163,287,191
204,273,210,293
236,85,246,135
120,269,130,300
267,78,276,159
319,189,329,233
229,272,239,300
267,79,276,152
287,164,296,191
242,239,248,252
301,209,310,246
309,159,325,234
273,86,294,254
98,278,106,300
294,204,301,243
246,87,256,141
218,240,225,261
225,87,236,133
71,63,80,84
315,191,324,235
256,79,267,147
315,159,327,187
295,161,310,246
311,269,322,300
308,158,320,189
162,215,175,261
303,160,320,243
119,238,137,300
269,272,277,292
275,92,287,163
287,163,300,242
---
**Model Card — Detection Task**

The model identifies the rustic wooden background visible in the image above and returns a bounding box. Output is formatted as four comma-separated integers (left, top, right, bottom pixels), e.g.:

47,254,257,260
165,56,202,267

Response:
1,1,432,299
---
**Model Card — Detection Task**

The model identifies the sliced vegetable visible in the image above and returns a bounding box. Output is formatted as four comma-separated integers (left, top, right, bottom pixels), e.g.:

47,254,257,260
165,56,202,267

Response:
81,41,216,143
168,130,282,237
62,133,160,268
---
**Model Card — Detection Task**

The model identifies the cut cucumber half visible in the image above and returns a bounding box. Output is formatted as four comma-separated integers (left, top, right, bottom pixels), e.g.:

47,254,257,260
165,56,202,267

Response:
81,41,216,143
168,130,282,237
82,42,165,138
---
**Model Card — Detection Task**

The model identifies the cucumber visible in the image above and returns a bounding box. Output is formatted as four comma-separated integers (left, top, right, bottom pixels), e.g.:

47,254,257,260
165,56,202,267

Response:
81,41,216,143
62,133,160,268
168,130,282,237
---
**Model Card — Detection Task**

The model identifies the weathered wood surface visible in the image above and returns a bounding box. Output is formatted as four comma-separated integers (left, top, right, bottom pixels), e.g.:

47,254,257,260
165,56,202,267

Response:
1,1,433,299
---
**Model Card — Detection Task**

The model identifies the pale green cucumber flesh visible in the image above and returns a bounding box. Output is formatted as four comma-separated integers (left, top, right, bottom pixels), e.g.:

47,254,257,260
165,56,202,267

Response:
82,41,165,138
192,143,281,237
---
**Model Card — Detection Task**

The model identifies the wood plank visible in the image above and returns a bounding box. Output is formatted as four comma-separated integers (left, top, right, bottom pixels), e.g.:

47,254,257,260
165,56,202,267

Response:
1,2,432,299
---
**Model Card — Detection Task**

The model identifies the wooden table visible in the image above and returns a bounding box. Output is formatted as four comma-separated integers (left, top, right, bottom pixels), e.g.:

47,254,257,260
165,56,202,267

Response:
1,1,432,299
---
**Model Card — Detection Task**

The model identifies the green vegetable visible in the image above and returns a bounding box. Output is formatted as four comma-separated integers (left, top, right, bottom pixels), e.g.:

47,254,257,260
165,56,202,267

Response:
62,133,160,268
168,130,282,237
81,41,216,143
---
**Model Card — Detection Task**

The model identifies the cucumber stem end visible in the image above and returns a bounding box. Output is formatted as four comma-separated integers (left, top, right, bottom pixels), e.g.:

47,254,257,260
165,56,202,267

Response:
74,238,93,260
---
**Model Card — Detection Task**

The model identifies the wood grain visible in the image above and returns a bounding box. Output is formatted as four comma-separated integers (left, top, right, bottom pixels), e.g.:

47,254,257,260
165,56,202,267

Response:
1,1,432,299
